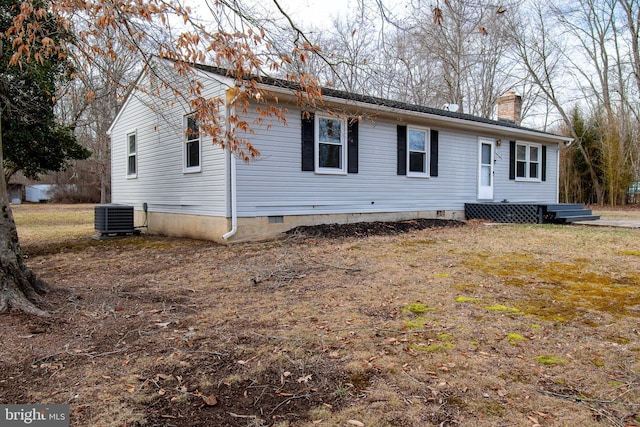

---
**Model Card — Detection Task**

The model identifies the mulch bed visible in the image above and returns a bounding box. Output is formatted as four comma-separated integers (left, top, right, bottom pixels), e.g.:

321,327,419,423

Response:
286,218,465,239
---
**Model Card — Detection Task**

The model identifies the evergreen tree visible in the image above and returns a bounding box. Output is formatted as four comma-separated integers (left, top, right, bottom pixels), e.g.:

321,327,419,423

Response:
0,0,90,184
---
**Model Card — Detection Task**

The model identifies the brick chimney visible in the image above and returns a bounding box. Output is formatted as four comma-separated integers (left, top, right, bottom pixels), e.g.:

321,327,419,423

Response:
497,91,522,125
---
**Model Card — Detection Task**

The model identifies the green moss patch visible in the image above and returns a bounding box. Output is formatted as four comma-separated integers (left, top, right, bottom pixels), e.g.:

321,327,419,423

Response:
404,318,428,329
463,253,640,321
402,303,434,314
536,355,566,365
485,304,520,313
620,250,640,256
456,296,481,303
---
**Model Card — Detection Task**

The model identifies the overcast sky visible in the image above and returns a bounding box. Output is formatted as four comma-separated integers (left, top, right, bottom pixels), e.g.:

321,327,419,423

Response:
274,0,357,28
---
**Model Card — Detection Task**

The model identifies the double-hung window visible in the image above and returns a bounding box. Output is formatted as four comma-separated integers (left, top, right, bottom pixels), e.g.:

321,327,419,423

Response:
126,132,137,178
315,115,346,174
407,126,430,177
516,142,541,181
184,114,201,172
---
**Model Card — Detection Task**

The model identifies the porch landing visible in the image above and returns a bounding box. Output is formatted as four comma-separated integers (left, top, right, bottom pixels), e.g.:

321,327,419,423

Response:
464,202,600,224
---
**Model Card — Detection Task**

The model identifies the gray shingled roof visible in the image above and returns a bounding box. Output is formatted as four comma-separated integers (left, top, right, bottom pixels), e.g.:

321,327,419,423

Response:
191,62,555,137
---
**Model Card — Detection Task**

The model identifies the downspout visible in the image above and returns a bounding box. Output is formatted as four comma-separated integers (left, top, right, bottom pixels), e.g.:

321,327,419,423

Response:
222,86,242,241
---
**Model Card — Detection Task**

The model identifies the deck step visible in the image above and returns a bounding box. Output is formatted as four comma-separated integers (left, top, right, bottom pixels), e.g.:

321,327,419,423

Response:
553,209,594,218
545,203,585,211
562,215,601,223
544,203,600,223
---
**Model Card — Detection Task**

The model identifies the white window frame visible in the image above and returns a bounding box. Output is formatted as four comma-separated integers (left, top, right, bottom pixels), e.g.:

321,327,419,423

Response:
126,131,137,178
314,114,347,175
183,114,202,173
407,126,430,178
515,141,542,182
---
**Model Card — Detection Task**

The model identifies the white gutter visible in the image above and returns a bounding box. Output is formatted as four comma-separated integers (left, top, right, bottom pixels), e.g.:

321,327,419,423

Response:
222,87,242,241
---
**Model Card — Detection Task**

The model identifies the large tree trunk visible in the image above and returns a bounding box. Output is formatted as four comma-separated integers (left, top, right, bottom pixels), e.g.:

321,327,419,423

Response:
0,113,50,316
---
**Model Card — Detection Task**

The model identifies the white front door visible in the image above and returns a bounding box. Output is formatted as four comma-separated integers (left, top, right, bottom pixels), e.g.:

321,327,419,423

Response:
478,139,494,200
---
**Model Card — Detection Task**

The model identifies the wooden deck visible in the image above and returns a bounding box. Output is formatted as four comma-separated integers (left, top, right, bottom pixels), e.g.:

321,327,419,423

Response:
464,202,600,224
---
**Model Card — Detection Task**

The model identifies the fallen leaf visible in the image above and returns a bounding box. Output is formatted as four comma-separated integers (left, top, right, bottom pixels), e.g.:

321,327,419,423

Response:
535,411,550,419
527,415,539,424
202,394,217,406
126,385,136,393
297,374,312,383
347,420,365,427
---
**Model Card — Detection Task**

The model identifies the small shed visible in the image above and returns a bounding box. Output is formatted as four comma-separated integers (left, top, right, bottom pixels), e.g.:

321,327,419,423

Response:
25,184,53,203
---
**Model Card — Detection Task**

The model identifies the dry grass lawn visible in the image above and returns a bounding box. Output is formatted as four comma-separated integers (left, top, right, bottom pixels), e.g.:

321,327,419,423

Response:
1,203,639,426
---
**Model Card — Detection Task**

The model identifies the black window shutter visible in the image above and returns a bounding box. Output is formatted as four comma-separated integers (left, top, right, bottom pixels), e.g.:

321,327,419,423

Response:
430,129,439,177
397,125,407,175
347,118,359,173
301,112,315,171
509,140,516,180
541,145,547,181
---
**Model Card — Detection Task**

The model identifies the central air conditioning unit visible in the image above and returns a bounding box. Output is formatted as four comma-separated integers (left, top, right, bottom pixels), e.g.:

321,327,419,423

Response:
94,204,135,236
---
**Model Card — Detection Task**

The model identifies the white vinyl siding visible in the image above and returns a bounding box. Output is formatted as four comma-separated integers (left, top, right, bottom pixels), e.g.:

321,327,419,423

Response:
235,112,477,216
232,106,560,217
110,66,230,217
499,142,557,203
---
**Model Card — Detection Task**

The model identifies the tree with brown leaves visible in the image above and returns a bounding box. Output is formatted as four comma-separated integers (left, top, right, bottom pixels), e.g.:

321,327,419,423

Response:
1,0,324,315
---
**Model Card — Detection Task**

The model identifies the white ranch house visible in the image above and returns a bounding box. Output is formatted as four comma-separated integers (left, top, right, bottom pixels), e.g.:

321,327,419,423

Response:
107,61,573,243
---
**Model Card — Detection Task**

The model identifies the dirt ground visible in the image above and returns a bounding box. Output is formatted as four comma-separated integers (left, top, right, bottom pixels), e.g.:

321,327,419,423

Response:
1,204,639,426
